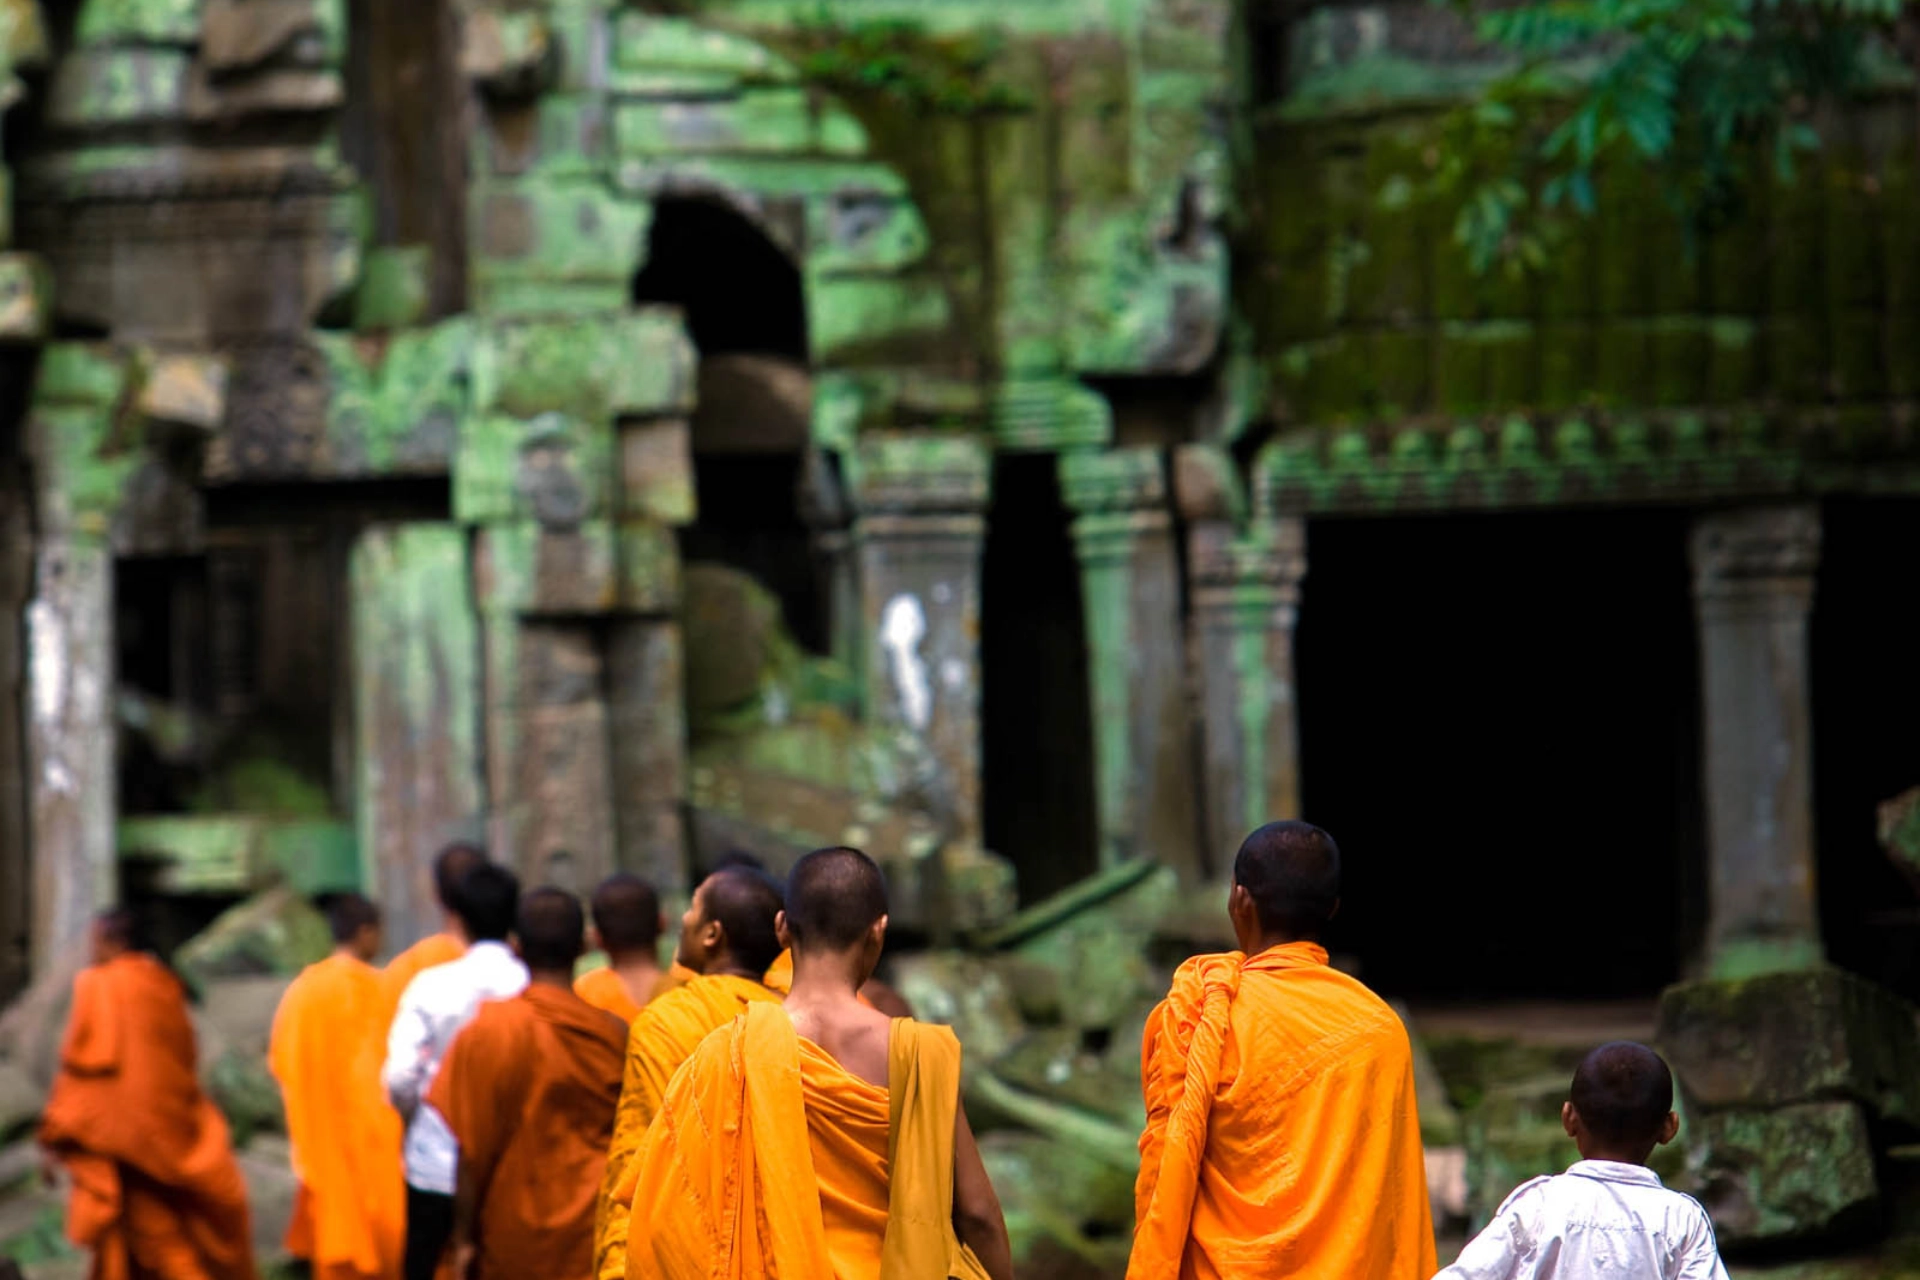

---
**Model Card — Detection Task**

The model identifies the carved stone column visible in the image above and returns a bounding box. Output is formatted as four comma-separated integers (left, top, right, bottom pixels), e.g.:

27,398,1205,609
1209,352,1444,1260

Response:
850,433,991,849
1187,518,1307,874
1060,448,1202,878
26,538,115,972
1691,505,1823,979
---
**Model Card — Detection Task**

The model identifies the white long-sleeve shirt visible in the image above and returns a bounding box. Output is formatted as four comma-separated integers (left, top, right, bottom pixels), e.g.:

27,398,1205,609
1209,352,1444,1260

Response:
381,939,527,1195
1438,1161,1729,1280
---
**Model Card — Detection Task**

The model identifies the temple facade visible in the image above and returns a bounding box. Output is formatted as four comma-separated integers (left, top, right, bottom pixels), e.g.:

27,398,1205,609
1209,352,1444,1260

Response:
1,0,1916,1030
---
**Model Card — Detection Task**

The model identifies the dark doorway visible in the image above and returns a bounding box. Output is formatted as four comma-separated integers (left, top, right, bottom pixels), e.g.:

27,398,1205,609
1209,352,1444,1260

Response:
1812,498,1920,1001
636,198,824,652
1295,508,1704,1000
980,455,1100,905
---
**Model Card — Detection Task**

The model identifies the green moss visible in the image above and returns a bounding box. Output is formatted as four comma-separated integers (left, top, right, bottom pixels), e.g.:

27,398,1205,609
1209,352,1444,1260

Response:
790,17,1032,115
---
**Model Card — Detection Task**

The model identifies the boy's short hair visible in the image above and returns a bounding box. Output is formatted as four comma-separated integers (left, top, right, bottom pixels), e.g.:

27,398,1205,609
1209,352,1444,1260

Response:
1570,1041,1674,1145
327,893,381,943
454,863,521,943
517,888,587,971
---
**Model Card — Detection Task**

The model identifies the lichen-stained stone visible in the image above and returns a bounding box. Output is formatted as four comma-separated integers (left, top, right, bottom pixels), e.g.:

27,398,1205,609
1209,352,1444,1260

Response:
0,253,51,344
1658,969,1920,1131
473,310,693,422
350,525,486,946
612,13,798,82
199,0,324,70
47,48,190,128
807,194,930,275
354,245,433,331
3,0,50,67
462,7,553,98
1689,1102,1879,1247
137,353,227,433
481,93,609,180
184,62,342,121
888,952,1026,1063
808,272,953,365
474,521,619,615
73,0,198,47
471,179,651,317
618,418,695,525
455,412,616,527
613,89,817,157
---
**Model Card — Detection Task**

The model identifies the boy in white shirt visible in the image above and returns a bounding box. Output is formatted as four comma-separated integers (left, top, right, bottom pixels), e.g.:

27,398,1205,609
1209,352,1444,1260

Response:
1437,1041,1729,1280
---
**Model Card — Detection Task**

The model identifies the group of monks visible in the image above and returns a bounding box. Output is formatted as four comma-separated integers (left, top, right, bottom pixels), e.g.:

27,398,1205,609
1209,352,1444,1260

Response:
37,820,1442,1280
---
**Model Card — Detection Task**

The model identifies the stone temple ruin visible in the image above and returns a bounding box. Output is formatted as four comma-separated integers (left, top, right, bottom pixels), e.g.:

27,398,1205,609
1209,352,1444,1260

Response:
4,0,1920,1273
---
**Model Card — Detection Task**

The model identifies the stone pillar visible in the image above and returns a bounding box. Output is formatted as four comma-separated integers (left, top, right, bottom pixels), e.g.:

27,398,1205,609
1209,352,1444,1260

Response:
1690,505,1823,979
1059,448,1202,878
607,618,688,899
351,525,487,945
25,539,115,972
800,449,864,682
850,433,991,848
1187,518,1307,874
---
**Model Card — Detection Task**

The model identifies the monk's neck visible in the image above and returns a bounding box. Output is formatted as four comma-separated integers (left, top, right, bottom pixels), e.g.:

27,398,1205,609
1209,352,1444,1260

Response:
705,960,762,983
608,951,661,981
527,968,574,990
788,950,869,999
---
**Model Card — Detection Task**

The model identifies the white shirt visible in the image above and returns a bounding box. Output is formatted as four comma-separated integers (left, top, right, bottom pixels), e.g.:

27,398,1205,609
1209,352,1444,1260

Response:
1437,1161,1729,1280
381,940,528,1194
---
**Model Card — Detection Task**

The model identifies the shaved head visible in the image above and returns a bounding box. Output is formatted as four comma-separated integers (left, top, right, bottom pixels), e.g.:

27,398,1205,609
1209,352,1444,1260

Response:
434,842,487,912
701,868,784,975
591,874,661,952
1570,1042,1674,1147
1233,821,1341,941
785,847,887,953
96,906,137,950
327,893,381,944
517,887,587,972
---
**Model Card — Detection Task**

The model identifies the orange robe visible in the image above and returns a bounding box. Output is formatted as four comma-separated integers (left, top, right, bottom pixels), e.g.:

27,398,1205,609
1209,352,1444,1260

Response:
572,966,676,1026
625,1004,987,1280
39,953,256,1280
269,953,406,1280
428,986,626,1280
379,932,464,1021
1129,942,1437,1280
593,973,782,1280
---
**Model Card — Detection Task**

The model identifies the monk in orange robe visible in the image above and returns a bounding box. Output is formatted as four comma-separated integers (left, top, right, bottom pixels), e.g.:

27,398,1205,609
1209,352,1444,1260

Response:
379,843,486,1018
592,865,787,1280
430,888,625,1280
573,874,672,1024
38,908,256,1280
717,851,907,1015
270,893,406,1280
1130,821,1437,1280
625,846,1011,1280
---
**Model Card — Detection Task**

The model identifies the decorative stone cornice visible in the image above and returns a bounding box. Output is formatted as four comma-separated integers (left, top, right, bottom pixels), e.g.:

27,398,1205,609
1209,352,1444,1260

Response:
1188,518,1307,627
848,432,990,518
1059,448,1167,516
1691,505,1821,615
1255,410,1920,517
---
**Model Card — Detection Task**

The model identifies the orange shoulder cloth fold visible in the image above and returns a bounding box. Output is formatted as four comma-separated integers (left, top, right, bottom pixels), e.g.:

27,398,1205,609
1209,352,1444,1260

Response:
1129,943,1436,1280
40,953,256,1280
593,973,782,1280
625,1004,988,1280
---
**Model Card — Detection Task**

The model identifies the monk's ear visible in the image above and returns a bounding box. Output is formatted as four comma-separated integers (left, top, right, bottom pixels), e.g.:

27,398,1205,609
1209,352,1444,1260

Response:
869,914,889,950
775,911,793,949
